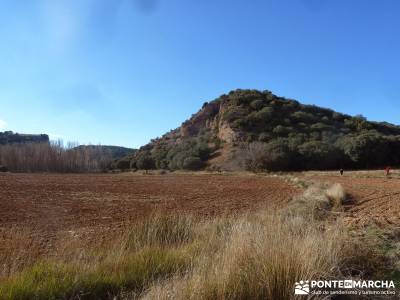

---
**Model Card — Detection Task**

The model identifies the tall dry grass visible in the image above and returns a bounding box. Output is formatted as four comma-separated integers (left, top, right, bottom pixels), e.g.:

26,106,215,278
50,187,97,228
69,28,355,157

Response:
325,183,347,208
142,213,344,300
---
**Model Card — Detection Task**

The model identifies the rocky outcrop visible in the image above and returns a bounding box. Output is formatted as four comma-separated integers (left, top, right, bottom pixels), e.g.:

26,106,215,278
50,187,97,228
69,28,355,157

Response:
180,102,220,137
179,100,241,144
0,131,49,145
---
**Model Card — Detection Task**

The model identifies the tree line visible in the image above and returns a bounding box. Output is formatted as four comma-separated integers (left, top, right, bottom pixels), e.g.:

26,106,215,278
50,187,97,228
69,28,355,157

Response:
0,141,114,173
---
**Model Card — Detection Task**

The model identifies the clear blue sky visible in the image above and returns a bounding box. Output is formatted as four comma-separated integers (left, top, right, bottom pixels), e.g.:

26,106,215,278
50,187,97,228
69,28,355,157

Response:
1,0,399,148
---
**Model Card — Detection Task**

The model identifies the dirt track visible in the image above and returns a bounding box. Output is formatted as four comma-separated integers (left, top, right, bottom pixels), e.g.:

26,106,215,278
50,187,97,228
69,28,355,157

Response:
0,173,299,251
305,172,400,228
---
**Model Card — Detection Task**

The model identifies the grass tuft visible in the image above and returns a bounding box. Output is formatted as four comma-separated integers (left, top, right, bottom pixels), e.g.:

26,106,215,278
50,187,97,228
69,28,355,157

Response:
325,183,347,208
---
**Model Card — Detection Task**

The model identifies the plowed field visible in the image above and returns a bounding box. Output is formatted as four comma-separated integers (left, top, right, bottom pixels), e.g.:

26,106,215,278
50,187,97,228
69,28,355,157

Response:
0,173,299,252
305,171,400,228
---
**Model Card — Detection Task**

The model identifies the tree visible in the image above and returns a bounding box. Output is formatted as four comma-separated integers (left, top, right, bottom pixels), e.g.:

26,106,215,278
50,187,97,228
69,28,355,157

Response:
136,153,155,171
245,140,295,171
336,132,390,168
298,141,342,170
182,156,204,170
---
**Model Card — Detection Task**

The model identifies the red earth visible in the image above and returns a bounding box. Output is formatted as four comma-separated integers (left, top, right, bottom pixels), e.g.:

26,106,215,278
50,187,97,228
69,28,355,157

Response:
0,172,300,253
304,171,400,228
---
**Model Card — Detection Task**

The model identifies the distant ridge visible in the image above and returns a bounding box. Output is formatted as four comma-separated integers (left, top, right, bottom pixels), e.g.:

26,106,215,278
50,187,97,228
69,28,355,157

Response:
73,145,135,161
0,131,49,145
113,89,400,171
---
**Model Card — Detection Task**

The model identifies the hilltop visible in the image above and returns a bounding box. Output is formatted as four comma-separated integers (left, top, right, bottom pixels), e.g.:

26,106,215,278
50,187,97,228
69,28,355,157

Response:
114,89,400,171
0,131,49,144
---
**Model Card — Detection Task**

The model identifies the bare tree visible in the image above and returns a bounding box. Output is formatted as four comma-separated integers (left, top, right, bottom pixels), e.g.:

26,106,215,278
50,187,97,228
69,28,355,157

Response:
0,141,113,173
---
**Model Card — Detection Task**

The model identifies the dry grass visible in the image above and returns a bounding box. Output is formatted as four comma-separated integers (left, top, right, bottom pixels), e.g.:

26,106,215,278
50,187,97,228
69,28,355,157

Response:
143,213,344,300
325,183,347,208
0,183,376,300
0,227,42,279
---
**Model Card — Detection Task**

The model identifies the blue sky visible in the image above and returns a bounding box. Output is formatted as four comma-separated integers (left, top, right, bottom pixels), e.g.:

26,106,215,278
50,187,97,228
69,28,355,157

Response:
1,0,399,148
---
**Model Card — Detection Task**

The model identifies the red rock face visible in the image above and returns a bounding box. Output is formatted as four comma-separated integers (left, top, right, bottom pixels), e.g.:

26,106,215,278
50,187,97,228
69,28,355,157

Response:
180,102,221,137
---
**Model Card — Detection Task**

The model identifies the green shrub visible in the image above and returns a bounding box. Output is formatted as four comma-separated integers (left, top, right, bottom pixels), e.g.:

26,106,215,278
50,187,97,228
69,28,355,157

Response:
250,99,264,110
182,156,204,170
273,125,291,136
136,154,155,170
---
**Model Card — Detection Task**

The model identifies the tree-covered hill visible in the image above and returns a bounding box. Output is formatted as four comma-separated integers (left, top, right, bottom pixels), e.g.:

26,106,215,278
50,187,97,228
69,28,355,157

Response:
113,89,400,171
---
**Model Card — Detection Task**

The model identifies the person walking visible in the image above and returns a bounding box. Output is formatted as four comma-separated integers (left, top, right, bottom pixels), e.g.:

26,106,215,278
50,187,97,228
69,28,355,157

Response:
340,168,344,176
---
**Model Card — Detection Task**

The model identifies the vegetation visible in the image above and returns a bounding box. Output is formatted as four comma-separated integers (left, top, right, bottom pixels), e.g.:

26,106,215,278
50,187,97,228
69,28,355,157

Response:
0,131,49,145
0,184,391,299
73,145,135,161
0,141,123,173
117,132,219,171
115,89,400,171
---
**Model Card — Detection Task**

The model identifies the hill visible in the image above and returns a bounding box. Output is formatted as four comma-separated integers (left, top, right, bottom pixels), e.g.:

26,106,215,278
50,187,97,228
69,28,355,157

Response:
73,145,135,161
114,89,400,171
0,131,49,144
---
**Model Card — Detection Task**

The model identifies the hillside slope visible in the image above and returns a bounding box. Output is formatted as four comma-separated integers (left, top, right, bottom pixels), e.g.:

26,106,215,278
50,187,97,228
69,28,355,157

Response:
115,89,400,171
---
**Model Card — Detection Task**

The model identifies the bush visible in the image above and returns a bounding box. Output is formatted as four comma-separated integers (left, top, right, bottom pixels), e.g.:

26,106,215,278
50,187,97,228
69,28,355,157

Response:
272,125,291,136
258,133,271,142
298,141,342,170
336,132,392,168
245,140,295,171
182,156,204,170
136,154,155,171
291,111,315,123
111,158,131,170
250,99,264,110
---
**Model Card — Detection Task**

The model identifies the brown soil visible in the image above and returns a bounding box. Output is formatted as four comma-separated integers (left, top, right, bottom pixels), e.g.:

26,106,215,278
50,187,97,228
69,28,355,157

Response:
0,172,299,253
305,171,400,228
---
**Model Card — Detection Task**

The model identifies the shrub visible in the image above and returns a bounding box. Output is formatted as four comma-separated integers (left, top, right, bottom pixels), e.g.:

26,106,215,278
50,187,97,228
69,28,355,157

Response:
250,99,264,110
113,158,130,170
245,140,295,171
298,141,342,170
291,111,315,123
310,123,331,131
255,106,273,120
272,125,291,136
258,133,271,142
136,154,155,171
182,157,204,171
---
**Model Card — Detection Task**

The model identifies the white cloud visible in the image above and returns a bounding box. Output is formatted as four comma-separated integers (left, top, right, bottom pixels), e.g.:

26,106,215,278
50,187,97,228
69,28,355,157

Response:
0,119,6,130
